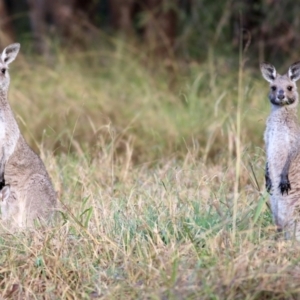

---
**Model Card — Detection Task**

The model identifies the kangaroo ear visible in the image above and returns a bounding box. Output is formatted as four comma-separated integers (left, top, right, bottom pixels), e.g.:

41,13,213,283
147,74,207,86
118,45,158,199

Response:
260,62,276,83
1,185,10,202
288,61,300,82
1,43,20,65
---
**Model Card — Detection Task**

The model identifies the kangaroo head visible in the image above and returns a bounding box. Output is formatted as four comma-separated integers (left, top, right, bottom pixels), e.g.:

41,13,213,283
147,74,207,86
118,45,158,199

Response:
0,43,20,91
260,62,300,108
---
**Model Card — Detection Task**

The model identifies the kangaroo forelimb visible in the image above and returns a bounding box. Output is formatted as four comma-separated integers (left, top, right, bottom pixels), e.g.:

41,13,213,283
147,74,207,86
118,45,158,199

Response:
265,162,272,194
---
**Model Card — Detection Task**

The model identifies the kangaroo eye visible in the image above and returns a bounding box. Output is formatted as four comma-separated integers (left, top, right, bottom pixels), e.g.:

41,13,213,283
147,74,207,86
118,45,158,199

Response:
1,68,6,75
271,86,276,91
287,86,293,91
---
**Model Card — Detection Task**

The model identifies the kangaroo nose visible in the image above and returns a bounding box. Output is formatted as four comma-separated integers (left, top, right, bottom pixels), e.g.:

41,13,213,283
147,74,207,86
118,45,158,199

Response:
278,90,285,100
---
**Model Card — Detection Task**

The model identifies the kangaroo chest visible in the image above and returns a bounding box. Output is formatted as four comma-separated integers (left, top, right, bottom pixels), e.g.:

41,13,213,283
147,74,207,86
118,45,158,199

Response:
266,124,290,178
265,117,300,183
0,111,19,161
266,125,291,160
0,113,6,142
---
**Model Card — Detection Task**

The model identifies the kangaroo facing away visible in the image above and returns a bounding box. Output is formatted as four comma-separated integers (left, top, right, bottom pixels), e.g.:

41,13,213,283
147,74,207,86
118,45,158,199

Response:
0,43,56,228
260,61,300,240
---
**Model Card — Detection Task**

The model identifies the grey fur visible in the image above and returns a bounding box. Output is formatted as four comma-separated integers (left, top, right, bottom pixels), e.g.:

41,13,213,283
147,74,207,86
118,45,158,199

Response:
0,43,56,228
261,61,300,239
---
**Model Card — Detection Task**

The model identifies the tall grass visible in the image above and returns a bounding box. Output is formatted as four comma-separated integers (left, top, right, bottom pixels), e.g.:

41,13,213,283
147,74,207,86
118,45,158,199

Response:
1,41,297,299
10,40,267,163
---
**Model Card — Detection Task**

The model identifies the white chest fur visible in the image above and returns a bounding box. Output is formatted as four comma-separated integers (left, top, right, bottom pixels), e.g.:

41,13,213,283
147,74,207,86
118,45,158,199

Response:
266,123,287,159
0,115,6,142
0,112,19,160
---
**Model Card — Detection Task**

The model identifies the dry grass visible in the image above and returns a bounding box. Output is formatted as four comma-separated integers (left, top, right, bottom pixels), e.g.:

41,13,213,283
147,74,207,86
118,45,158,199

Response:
0,41,298,299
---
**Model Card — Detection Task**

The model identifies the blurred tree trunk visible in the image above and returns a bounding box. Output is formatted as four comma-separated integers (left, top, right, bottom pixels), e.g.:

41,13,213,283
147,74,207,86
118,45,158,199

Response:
28,0,79,53
27,0,48,54
108,0,177,57
27,0,98,54
232,0,263,48
0,0,15,47
109,0,135,35
144,0,177,57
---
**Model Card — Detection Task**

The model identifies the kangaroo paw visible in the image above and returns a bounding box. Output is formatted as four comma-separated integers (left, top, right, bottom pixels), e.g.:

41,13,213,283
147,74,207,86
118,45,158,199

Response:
266,178,272,194
265,162,272,194
279,175,291,195
0,179,5,190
